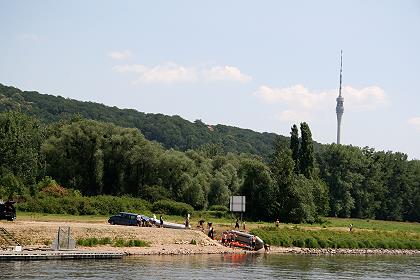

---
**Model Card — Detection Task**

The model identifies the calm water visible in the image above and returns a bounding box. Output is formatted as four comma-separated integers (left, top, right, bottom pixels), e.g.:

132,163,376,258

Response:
0,254,419,279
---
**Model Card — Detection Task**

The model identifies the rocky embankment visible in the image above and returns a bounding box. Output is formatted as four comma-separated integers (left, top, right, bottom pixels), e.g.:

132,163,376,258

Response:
269,246,420,255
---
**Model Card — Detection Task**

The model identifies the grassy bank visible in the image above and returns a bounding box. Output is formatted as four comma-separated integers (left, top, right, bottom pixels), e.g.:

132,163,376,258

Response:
76,237,149,247
251,226,420,249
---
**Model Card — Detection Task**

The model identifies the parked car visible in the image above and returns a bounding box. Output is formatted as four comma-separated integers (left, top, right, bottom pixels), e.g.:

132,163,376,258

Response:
0,200,16,221
108,212,139,226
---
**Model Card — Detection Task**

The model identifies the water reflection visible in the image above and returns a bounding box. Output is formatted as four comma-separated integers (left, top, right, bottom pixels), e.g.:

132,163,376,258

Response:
0,254,419,279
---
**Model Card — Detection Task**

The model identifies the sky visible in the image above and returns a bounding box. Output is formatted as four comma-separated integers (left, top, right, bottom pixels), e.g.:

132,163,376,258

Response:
1,0,419,159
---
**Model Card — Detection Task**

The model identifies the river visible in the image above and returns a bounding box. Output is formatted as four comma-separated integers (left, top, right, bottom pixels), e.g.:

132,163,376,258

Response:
1,254,419,279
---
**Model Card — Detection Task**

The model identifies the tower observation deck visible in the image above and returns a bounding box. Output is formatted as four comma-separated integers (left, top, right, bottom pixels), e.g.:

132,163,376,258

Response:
336,50,344,144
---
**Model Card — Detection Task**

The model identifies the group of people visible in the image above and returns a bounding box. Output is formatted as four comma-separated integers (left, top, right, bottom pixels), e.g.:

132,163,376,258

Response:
221,231,237,245
135,214,164,227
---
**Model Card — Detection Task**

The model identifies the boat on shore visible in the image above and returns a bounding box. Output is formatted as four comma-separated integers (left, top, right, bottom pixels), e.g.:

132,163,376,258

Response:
149,218,190,229
221,230,264,251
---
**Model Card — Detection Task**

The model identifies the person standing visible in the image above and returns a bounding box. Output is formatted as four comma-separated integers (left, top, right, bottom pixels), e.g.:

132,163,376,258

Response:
160,215,163,228
235,219,239,229
208,222,214,239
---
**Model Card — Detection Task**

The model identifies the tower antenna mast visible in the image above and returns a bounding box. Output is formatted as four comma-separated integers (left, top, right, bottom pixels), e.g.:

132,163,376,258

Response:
336,50,344,144
339,50,343,97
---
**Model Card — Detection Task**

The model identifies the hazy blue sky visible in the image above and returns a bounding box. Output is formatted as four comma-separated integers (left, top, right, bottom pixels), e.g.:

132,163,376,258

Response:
1,0,419,159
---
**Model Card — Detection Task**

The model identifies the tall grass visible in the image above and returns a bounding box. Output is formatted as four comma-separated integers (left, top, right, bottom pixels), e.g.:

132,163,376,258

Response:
251,226,420,249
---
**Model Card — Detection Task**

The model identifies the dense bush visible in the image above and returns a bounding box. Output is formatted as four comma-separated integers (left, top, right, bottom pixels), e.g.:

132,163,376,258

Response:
208,205,229,212
152,199,194,216
16,195,151,215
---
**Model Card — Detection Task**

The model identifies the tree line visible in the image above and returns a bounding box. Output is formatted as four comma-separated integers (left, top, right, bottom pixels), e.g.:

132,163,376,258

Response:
0,111,419,222
1,83,306,161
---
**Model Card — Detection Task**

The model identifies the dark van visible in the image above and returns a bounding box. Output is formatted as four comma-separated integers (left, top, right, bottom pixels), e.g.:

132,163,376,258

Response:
108,212,138,226
0,200,16,221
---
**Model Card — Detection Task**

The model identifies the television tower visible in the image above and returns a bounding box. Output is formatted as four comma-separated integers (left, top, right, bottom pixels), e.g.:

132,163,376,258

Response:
336,50,344,144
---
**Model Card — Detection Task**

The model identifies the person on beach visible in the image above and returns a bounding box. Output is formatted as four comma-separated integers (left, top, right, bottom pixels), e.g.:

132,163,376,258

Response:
208,222,214,239
221,232,227,245
198,219,205,231
251,235,256,249
160,215,163,228
185,213,190,228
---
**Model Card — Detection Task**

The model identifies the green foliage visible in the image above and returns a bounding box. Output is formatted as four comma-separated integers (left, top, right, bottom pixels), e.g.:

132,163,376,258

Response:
78,237,149,247
0,84,419,224
290,124,300,174
251,226,420,249
208,205,229,211
77,237,112,246
0,83,297,161
16,194,150,216
0,172,24,197
152,199,194,216
239,158,275,220
298,122,315,179
113,239,149,247
0,112,43,187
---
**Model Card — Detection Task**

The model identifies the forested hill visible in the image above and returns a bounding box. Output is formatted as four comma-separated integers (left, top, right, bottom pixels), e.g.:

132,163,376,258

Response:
0,83,290,160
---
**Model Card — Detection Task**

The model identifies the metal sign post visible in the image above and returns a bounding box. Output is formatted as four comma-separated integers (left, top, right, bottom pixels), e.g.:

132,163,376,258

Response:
229,196,246,223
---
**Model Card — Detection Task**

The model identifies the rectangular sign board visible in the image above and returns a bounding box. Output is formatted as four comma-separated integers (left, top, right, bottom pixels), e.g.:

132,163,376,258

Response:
229,196,245,212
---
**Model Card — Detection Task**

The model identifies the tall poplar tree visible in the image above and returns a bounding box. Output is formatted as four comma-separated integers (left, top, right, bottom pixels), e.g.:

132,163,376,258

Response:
290,124,300,174
299,122,314,179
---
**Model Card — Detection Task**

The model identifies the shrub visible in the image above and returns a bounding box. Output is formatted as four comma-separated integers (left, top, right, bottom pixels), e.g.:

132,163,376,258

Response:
305,237,319,248
77,237,112,247
208,205,229,212
112,239,149,247
152,200,194,216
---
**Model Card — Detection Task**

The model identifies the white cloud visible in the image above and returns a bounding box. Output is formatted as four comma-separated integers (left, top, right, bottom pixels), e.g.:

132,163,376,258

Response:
108,50,132,60
254,84,388,122
204,66,252,82
114,63,197,84
408,117,420,130
275,110,308,122
114,63,251,84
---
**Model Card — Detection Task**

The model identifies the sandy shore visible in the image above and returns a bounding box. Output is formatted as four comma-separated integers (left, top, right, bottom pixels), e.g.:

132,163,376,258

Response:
1,220,419,256
0,220,237,255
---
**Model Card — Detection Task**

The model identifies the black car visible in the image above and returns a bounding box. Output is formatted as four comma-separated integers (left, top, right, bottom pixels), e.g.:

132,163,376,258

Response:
108,212,139,226
0,201,16,221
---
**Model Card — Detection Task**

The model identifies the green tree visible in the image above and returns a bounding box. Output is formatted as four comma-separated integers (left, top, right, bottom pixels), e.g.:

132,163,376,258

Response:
0,112,43,186
290,124,300,174
298,122,314,179
239,158,275,220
